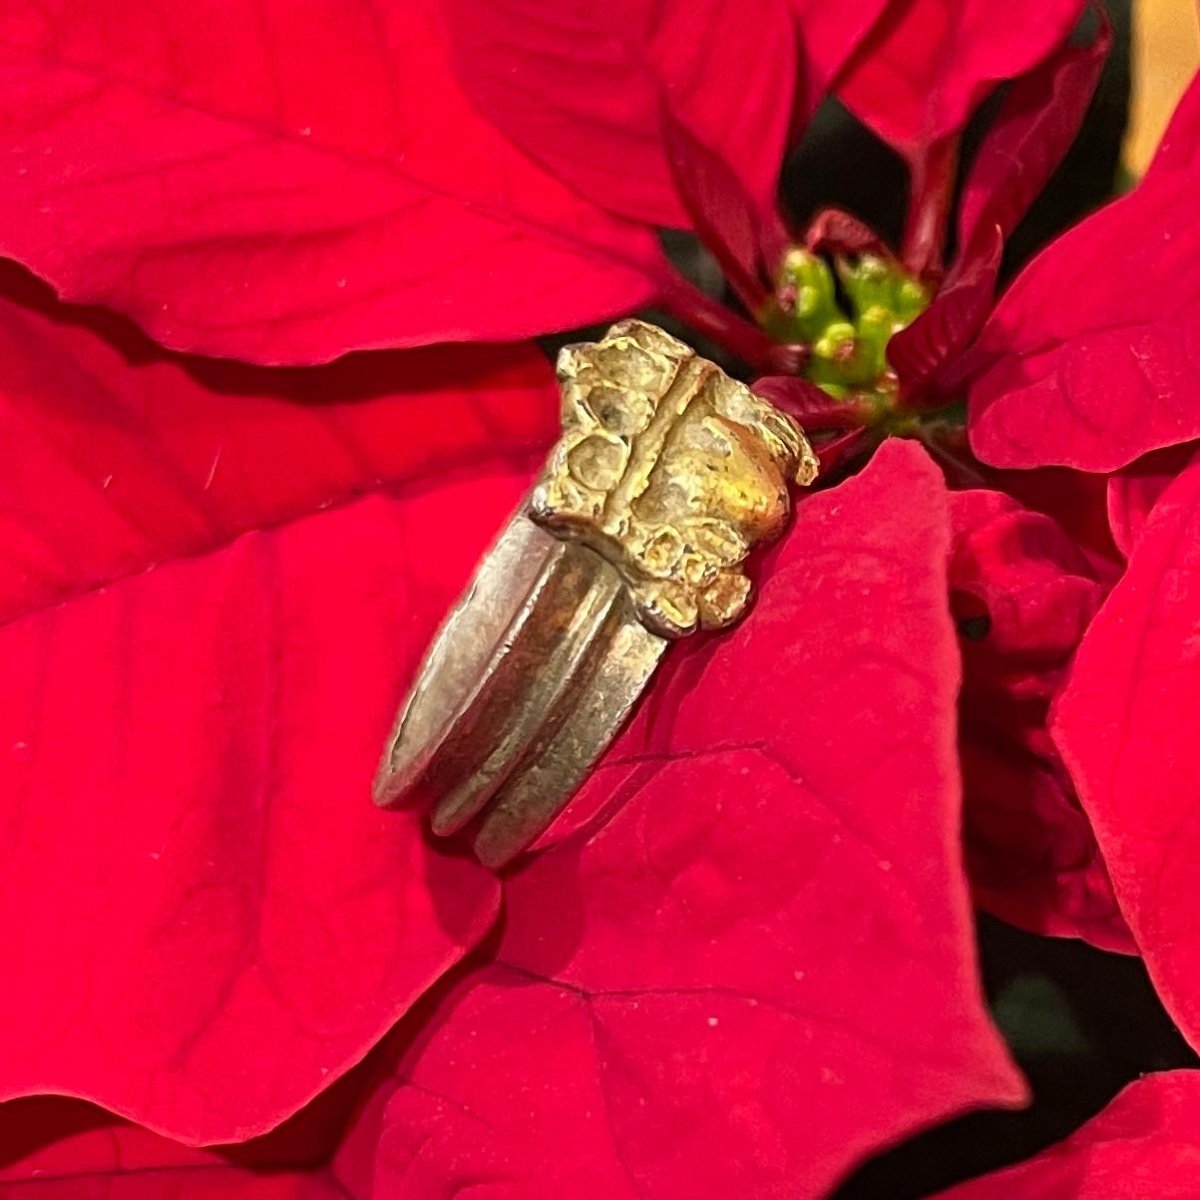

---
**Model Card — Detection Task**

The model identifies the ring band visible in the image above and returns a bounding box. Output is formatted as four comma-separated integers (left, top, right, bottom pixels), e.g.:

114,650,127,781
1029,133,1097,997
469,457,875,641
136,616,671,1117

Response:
374,320,817,868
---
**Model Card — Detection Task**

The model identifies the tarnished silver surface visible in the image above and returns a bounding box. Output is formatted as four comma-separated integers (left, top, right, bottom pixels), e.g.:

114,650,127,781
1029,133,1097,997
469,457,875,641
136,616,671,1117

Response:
374,513,666,868
374,320,816,868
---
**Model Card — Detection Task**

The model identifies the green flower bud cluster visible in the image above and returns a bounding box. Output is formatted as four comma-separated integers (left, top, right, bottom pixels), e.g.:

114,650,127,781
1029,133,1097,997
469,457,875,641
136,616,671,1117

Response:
763,248,929,407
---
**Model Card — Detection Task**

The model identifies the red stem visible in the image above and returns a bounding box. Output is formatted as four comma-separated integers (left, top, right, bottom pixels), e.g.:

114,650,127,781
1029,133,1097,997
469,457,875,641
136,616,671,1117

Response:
901,136,959,281
655,269,777,370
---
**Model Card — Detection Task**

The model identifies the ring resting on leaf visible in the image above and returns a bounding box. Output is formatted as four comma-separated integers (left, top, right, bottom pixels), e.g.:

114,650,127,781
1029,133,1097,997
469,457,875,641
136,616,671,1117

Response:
374,320,818,867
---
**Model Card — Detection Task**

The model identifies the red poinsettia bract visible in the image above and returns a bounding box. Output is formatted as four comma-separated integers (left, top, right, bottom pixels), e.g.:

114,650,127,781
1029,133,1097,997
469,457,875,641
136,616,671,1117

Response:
0,0,1124,960
0,304,1026,1185
0,264,553,1142
0,1,663,360
934,1072,1200,1198
964,65,1200,1064
949,490,1131,951
969,69,1200,472
0,0,1185,1194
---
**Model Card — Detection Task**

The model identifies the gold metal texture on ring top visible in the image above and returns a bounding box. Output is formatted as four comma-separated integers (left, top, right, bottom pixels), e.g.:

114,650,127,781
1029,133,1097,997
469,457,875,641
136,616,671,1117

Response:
374,320,817,868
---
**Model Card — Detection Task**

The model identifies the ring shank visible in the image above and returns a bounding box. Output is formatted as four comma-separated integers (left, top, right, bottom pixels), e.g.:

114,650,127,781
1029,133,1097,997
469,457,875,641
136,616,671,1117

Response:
374,509,666,867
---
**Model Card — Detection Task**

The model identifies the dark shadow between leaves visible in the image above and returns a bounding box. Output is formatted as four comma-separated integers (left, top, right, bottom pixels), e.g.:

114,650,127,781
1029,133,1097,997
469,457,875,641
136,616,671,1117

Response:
833,913,1198,1199
0,258,551,409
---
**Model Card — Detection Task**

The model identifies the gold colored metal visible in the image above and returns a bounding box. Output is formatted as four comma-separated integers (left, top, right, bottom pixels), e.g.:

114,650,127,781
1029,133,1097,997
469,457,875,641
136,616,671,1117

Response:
374,320,816,868
534,320,818,637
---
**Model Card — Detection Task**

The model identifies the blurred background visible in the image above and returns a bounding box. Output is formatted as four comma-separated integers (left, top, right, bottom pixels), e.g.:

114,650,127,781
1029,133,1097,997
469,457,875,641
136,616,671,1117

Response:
1125,0,1199,174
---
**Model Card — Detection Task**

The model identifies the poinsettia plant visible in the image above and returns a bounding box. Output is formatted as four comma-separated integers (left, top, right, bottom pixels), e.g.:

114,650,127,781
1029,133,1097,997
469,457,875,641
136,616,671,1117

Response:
2,0,1200,1196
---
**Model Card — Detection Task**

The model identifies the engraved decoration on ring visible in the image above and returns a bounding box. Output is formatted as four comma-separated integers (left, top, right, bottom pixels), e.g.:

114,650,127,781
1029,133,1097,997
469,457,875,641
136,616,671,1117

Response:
529,320,819,638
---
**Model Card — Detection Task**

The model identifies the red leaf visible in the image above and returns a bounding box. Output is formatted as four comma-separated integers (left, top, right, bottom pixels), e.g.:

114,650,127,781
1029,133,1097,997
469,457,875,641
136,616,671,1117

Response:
791,0,895,115
369,441,1026,1200
0,266,562,1143
992,466,1121,575
957,9,1109,252
0,1097,348,1198
889,223,1003,400
751,373,867,430
1107,443,1196,558
0,1099,348,1200
933,1072,1200,1199
892,10,1108,399
1055,451,1200,1048
443,0,797,230
0,1045,392,1196
0,1,661,363
660,105,775,309
805,207,896,260
837,0,1085,160
949,490,1131,952
969,70,1200,471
